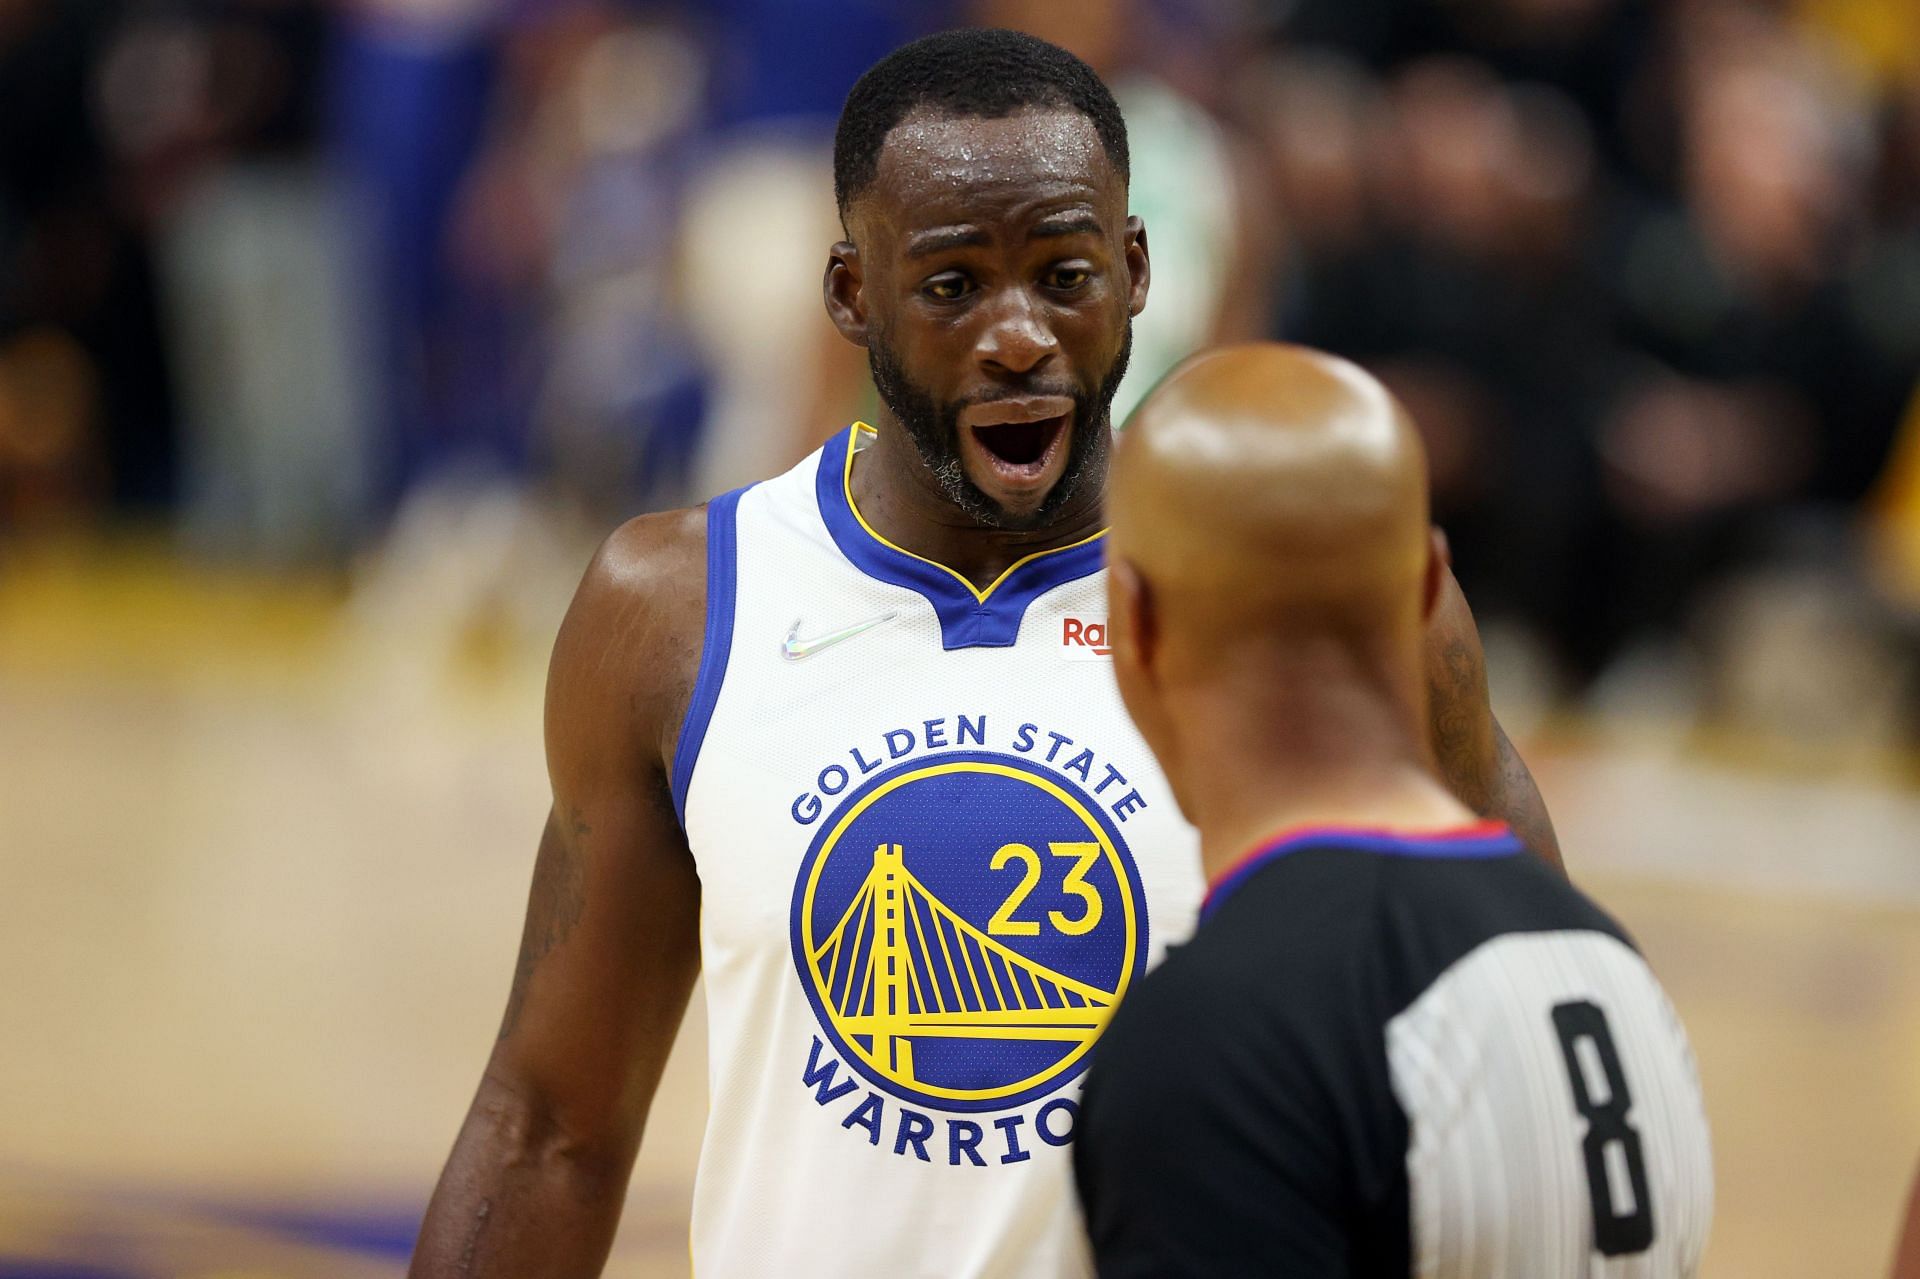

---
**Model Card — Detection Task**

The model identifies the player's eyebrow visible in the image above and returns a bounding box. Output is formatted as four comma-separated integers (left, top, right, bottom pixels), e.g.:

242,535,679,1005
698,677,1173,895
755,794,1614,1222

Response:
905,226,990,259
1029,213,1103,240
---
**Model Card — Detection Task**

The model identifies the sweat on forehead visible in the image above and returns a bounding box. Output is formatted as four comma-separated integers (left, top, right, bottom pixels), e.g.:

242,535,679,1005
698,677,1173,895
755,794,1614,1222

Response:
854,108,1118,220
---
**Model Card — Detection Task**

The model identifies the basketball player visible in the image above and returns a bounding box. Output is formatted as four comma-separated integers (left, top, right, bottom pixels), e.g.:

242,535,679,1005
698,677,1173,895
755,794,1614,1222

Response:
1075,344,1713,1276
409,31,1561,1278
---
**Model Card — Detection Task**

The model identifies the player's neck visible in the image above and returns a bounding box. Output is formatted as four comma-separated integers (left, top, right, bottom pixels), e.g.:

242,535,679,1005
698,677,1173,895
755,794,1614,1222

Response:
1170,669,1477,886
849,419,1108,591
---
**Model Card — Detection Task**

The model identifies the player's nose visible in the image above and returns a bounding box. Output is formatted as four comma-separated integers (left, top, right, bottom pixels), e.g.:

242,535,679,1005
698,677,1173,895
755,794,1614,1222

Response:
975,287,1059,377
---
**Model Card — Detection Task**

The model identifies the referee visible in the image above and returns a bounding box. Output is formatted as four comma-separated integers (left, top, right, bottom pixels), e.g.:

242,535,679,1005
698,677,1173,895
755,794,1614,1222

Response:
1077,344,1714,1277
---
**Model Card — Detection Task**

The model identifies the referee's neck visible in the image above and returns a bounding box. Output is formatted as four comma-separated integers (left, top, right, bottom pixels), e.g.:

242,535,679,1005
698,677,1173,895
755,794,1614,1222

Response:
1166,671,1475,886
1193,767,1475,889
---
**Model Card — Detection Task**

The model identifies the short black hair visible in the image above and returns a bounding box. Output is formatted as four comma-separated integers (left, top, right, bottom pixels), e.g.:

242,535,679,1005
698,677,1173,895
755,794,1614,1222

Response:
833,28,1130,218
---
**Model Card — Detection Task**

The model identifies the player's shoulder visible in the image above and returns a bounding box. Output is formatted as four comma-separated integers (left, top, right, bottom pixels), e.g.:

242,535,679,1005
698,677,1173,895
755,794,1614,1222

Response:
584,505,710,603
548,505,712,760
563,505,711,646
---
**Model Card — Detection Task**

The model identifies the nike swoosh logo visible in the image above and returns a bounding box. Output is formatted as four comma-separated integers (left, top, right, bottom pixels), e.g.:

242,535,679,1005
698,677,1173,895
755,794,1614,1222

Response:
782,612,898,661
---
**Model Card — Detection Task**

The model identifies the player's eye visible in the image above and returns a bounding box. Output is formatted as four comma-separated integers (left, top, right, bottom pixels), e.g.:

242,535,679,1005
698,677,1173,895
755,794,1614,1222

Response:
1045,264,1092,292
923,273,973,302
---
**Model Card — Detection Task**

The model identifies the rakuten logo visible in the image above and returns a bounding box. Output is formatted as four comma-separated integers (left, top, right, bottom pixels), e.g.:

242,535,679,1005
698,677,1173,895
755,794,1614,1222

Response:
1061,616,1111,659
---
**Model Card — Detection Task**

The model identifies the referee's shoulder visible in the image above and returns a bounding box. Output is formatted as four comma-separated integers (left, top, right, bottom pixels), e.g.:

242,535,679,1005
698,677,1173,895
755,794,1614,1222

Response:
1374,842,1640,958
1100,933,1219,1058
1198,844,1397,978
1106,849,1394,1051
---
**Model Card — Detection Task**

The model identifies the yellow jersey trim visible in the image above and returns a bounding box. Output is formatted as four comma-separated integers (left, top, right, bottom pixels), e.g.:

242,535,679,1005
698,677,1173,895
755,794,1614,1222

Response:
839,422,1108,605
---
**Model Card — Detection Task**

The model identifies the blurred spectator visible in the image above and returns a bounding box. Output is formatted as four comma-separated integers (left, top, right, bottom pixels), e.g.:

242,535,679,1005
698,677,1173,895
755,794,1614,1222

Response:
517,15,709,514
1242,0,1919,733
1256,52,1619,662
118,0,374,564
678,0,945,500
0,0,175,525
676,131,852,501
1795,0,1920,90
439,2,710,513
330,0,505,503
1587,6,1915,689
3,0,1916,742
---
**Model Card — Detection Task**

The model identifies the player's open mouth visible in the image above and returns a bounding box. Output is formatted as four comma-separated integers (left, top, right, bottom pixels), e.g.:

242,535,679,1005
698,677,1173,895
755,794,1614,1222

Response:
959,396,1075,493
974,416,1066,469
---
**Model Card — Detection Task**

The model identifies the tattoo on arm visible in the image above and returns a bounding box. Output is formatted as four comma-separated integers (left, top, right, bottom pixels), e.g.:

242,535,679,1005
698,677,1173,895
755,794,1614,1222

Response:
1491,718,1563,871
1428,637,1495,814
1427,634,1565,872
498,810,589,1042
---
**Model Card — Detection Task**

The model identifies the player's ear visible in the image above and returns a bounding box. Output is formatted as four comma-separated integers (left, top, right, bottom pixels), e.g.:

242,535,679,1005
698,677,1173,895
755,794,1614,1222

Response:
1422,526,1449,622
824,239,868,348
1123,216,1150,318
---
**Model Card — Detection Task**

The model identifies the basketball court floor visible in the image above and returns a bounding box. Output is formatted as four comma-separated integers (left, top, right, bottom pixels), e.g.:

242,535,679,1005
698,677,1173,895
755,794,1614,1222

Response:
1,544,1916,1277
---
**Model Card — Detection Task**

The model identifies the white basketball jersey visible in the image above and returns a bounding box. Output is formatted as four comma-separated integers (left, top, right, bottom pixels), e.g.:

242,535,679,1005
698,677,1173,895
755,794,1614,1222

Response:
673,424,1206,1277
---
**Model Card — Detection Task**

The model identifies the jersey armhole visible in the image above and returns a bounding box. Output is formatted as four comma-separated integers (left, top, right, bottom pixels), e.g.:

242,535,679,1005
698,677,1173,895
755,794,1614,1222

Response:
669,486,747,828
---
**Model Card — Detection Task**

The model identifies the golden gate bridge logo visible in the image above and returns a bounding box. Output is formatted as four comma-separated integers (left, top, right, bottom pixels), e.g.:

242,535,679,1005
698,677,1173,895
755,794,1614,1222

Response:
811,842,1118,1084
792,754,1145,1112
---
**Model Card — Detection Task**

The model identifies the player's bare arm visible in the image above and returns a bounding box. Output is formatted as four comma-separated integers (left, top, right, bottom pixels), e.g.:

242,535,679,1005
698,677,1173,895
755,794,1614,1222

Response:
1424,564,1564,871
1893,1158,1920,1279
410,508,707,1278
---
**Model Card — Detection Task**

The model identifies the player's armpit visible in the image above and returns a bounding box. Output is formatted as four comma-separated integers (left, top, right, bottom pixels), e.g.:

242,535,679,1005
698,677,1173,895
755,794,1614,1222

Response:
1423,567,1564,873
411,510,707,1279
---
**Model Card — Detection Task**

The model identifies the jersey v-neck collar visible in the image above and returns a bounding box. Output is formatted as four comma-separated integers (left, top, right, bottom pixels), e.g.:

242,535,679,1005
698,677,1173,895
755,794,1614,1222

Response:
1200,821,1524,925
815,423,1108,650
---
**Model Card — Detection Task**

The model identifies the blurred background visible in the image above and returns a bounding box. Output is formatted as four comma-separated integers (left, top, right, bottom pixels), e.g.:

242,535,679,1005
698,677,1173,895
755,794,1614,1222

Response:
1,0,1916,1274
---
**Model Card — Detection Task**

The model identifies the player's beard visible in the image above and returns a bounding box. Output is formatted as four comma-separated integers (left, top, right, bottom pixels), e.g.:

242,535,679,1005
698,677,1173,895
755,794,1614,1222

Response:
867,322,1132,532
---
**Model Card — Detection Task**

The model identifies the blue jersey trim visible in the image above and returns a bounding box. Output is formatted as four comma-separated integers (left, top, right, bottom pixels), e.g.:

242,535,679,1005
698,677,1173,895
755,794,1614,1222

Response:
814,425,1107,650
670,486,747,828
1201,823,1525,925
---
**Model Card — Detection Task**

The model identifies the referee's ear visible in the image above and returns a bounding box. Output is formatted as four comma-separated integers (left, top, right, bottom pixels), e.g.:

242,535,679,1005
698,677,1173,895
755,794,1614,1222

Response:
1422,527,1450,624
1108,557,1156,674
1106,556,1161,717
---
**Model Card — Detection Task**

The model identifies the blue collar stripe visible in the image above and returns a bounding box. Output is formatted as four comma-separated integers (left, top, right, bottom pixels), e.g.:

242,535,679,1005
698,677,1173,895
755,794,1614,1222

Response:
1201,827,1526,924
813,426,1107,649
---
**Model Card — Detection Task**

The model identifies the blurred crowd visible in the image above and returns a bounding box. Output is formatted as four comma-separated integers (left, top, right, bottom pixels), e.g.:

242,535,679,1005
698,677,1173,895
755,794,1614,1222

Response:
2,0,1918,745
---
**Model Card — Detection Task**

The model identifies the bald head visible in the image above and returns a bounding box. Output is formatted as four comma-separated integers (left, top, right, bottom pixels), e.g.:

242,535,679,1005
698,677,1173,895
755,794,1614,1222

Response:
1104,342,1442,819
1111,342,1433,636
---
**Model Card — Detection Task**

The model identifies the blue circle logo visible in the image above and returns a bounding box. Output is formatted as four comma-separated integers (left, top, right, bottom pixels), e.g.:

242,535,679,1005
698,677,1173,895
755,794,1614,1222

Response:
790,750,1148,1112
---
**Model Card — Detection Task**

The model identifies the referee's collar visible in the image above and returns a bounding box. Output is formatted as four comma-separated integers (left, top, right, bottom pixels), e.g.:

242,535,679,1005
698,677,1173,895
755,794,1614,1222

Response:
1200,821,1524,924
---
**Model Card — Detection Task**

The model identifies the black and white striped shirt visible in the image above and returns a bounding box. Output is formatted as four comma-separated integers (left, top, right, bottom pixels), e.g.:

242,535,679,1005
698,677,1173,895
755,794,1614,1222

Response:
1074,824,1713,1277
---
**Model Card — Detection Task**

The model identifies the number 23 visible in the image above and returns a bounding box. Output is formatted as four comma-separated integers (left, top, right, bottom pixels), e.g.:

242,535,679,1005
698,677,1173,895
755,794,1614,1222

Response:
988,842,1104,936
